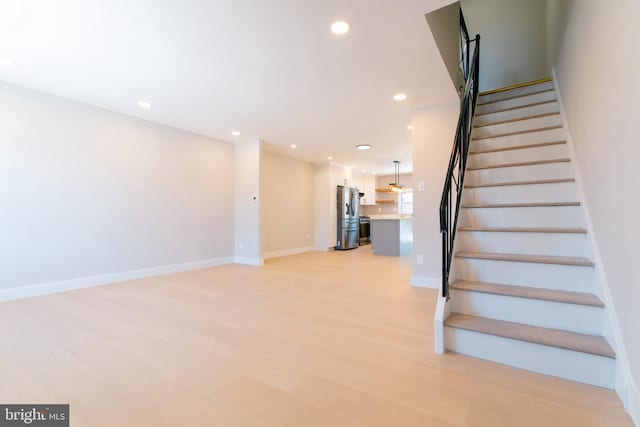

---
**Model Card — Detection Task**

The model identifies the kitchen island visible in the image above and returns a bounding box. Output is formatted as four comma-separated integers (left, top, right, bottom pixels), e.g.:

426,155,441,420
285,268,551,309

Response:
369,215,413,256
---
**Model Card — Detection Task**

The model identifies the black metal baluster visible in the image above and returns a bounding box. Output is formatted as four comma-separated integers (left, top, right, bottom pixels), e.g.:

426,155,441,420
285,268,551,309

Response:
440,9,480,300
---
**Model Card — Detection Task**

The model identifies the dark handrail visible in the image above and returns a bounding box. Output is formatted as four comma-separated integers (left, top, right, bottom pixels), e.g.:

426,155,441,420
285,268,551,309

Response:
459,10,471,79
440,13,480,299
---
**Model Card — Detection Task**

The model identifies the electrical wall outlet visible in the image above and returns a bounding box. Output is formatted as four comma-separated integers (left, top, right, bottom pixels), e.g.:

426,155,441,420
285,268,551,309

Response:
416,255,423,265
418,181,425,192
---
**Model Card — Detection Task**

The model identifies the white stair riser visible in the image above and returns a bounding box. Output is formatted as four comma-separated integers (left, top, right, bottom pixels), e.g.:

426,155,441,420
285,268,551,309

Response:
457,231,588,257
478,81,555,104
459,206,585,228
472,114,562,140
449,290,604,334
444,327,615,388
468,144,570,168
466,162,574,185
454,258,594,293
476,90,556,115
463,182,578,204
470,127,565,152
474,101,560,127
464,162,575,186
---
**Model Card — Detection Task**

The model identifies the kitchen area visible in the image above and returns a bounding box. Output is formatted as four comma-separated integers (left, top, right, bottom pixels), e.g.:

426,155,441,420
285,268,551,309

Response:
335,163,413,257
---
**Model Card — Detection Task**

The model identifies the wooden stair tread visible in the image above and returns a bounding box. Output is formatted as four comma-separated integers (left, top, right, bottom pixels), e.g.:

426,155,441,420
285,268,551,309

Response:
475,99,558,117
458,226,587,234
450,280,604,307
477,88,555,106
461,201,580,208
472,125,563,141
468,158,570,171
469,141,566,155
445,313,615,358
465,178,575,189
474,112,560,128
455,251,595,266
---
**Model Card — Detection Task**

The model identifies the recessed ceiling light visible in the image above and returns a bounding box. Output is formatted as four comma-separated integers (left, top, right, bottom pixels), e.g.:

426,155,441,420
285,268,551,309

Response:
231,130,240,136
356,144,371,150
407,125,413,130
0,58,18,68
137,101,151,110
327,156,333,160
331,21,350,35
393,93,407,101
290,144,297,149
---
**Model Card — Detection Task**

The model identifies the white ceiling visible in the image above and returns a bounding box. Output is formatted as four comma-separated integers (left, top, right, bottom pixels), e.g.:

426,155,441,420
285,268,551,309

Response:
0,0,456,175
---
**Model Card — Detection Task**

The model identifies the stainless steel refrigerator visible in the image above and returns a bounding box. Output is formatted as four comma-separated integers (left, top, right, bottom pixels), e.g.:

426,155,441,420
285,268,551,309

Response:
336,185,360,250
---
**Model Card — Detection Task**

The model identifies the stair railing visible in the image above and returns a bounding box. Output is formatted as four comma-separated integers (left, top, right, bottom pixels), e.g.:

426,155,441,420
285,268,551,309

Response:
440,15,480,299
459,9,472,81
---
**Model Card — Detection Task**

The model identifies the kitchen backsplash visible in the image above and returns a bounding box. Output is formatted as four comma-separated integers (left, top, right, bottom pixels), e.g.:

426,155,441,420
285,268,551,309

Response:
361,204,399,216
360,173,412,216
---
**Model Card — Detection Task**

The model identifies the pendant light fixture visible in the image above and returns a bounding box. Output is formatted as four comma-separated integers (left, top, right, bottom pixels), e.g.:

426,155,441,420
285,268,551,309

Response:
389,160,404,192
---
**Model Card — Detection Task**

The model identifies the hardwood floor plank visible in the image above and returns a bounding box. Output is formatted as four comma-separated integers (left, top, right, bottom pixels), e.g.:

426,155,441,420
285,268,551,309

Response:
0,247,632,426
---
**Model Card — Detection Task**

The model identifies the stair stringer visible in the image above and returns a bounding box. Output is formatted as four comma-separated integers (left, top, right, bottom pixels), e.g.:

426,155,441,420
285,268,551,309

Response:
551,71,635,410
434,221,464,354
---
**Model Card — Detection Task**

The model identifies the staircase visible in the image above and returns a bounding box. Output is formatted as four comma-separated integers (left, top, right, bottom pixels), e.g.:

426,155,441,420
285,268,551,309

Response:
442,78,616,389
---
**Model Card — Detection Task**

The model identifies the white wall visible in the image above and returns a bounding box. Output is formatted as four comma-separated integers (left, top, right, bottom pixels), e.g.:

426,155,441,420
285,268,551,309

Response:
313,164,331,251
461,0,548,91
545,0,572,75
0,82,235,293
548,0,640,402
262,150,314,257
411,102,460,288
234,140,262,265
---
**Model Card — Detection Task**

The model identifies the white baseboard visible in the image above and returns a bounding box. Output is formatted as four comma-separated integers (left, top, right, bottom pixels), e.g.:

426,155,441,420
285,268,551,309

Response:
627,383,640,426
263,246,314,260
0,256,234,302
411,275,440,289
234,257,264,266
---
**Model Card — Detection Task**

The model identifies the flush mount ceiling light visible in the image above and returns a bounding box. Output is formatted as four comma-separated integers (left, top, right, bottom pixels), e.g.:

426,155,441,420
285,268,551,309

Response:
137,101,151,110
331,21,350,35
0,58,18,68
327,156,333,160
356,144,371,150
290,144,297,149
393,93,407,101
231,130,240,136
389,160,404,192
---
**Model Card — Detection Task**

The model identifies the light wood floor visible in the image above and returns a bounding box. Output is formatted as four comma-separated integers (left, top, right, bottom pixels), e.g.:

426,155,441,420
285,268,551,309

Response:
0,247,632,426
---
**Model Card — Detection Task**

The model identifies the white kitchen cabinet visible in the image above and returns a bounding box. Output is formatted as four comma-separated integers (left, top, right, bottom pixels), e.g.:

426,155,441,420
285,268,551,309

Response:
360,175,376,205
